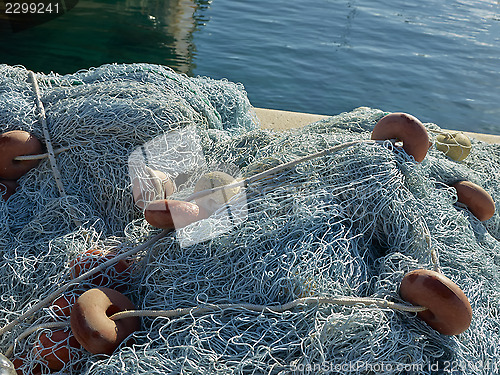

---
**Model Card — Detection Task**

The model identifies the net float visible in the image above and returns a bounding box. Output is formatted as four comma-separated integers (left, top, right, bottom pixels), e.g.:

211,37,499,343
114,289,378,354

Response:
144,199,206,230
132,167,176,209
399,269,472,335
435,132,471,161
197,204,210,221
193,171,240,215
0,179,18,201
452,180,495,221
51,292,80,318
371,113,430,162
0,130,43,179
70,287,140,355
0,353,16,375
69,249,132,289
33,328,81,371
11,354,44,375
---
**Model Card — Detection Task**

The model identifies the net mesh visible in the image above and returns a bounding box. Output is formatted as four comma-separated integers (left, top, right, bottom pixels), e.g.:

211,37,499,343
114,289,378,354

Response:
0,63,498,374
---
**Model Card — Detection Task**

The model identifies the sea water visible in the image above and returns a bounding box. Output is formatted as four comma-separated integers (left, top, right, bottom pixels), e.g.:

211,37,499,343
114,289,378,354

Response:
0,0,499,134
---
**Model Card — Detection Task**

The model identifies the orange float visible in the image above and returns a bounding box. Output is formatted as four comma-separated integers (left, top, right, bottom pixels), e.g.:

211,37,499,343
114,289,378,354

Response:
51,292,79,318
371,113,430,162
12,354,44,375
452,180,495,221
399,269,472,335
70,288,141,355
33,328,81,371
70,248,132,289
0,130,43,179
144,199,207,230
0,179,18,200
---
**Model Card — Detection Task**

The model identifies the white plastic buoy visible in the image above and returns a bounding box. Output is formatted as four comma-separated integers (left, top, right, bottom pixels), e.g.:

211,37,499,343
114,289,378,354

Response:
193,171,240,215
435,132,471,161
0,353,15,375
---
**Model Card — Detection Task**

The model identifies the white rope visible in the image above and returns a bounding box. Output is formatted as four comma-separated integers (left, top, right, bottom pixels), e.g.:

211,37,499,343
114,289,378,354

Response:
28,71,83,227
185,139,390,202
13,143,88,161
5,295,425,359
108,296,426,322
0,229,169,338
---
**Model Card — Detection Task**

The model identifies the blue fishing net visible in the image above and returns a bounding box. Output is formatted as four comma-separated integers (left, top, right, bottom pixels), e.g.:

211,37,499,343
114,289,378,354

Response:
0,63,498,374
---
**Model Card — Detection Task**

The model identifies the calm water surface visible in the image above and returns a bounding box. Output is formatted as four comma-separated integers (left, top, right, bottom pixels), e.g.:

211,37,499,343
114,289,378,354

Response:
1,0,499,134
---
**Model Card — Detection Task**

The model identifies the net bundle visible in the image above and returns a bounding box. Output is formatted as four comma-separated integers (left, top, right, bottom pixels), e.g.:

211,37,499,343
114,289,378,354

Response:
0,63,498,374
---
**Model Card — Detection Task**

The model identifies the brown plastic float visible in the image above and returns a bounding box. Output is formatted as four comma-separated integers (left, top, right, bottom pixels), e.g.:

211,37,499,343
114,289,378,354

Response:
144,199,207,230
371,113,430,162
33,328,81,371
452,180,495,221
0,130,43,179
399,269,472,335
70,288,141,355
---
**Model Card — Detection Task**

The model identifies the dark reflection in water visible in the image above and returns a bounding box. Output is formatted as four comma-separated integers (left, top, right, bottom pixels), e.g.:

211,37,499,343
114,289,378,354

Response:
0,0,210,75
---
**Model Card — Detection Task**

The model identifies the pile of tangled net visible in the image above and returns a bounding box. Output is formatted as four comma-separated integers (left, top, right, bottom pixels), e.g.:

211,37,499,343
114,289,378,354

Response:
0,63,498,375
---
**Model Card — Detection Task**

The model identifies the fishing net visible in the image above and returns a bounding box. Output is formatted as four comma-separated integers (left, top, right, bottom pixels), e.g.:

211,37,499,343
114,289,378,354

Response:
0,63,498,374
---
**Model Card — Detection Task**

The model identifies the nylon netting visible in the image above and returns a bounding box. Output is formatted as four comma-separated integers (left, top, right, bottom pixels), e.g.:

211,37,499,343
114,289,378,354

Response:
0,63,498,374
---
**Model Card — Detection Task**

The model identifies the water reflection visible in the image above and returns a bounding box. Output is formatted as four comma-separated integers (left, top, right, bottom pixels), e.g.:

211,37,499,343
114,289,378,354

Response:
0,0,209,75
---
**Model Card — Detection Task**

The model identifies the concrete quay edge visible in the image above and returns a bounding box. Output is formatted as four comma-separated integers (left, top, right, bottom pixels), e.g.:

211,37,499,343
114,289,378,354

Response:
254,107,500,145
